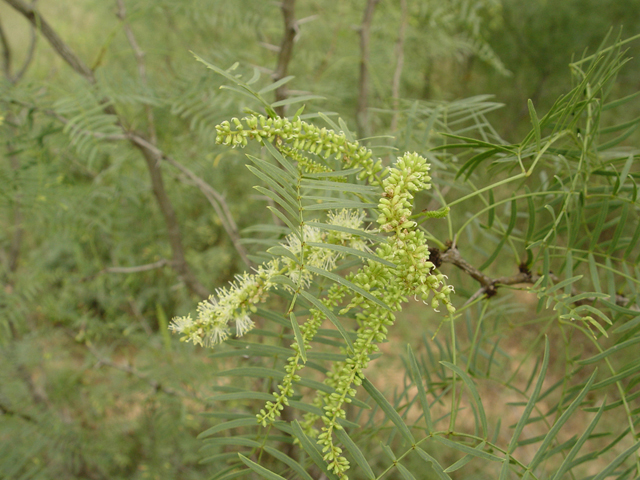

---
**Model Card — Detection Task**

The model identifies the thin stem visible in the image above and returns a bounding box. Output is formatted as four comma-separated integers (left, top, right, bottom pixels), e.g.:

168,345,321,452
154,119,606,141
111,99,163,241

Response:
390,0,407,132
356,0,380,140
273,0,297,118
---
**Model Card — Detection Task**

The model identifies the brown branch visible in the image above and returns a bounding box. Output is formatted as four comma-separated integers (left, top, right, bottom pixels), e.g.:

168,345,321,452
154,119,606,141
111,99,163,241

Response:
131,139,210,298
0,400,38,423
8,1,38,84
273,0,297,118
0,16,11,78
356,0,380,140
439,246,638,312
439,246,537,306
11,20,37,83
4,143,23,276
4,0,95,83
390,0,407,132
5,0,212,298
104,259,169,274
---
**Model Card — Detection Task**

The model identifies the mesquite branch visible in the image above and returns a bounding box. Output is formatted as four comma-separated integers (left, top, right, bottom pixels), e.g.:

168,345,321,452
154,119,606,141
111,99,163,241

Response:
273,0,297,118
438,245,636,310
356,0,380,140
390,0,407,132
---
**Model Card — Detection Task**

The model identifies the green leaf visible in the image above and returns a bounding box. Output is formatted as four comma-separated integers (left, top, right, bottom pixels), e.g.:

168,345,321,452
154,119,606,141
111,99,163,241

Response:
258,76,294,94
212,367,285,380
207,391,275,403
484,189,495,229
306,265,392,311
614,154,635,194
248,164,298,205
271,94,325,108
303,200,377,211
300,179,379,195
306,242,395,267
396,463,417,480
306,221,385,242
589,200,609,252
550,401,606,480
238,454,287,480
267,207,301,240
262,446,315,480
335,428,376,479
602,90,640,111
270,274,298,290
528,99,542,151
362,378,415,444
544,275,583,296
445,450,478,473
587,253,602,294
299,290,353,351
591,440,640,480
414,448,452,480
528,370,597,471
200,452,240,465
479,196,517,271
256,308,290,327
291,421,340,480
439,133,516,154
507,338,549,454
246,155,296,192
303,167,363,178
608,202,629,254
254,185,300,220
573,304,612,324
455,149,499,180
525,187,536,243
267,245,299,264
198,418,258,439
597,123,639,151
623,219,640,260
212,467,249,480
290,312,307,362
440,362,488,438
262,140,299,177
432,437,502,463
406,345,434,433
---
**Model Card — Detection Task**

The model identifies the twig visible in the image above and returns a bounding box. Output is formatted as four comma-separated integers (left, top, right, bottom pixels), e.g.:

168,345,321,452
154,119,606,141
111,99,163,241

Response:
439,246,538,306
4,0,95,83
439,246,638,312
5,144,23,276
116,0,156,144
356,0,380,140
390,0,407,132
104,259,169,274
0,16,11,78
0,400,38,423
11,12,37,83
273,0,297,117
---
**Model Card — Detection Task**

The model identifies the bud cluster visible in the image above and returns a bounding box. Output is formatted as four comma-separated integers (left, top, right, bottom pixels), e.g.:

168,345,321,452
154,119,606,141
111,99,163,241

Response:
215,115,385,183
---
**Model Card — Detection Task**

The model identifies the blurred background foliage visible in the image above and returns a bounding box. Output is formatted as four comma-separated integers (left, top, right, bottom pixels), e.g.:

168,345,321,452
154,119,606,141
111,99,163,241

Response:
0,0,639,478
